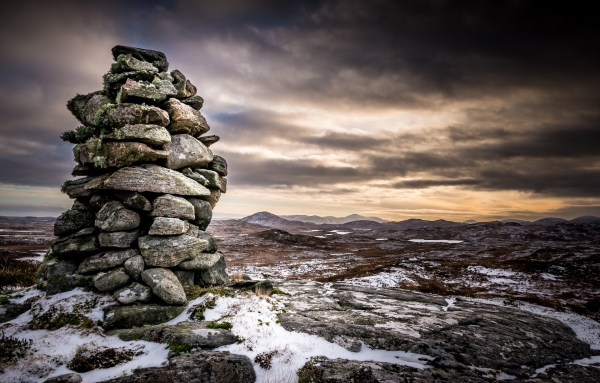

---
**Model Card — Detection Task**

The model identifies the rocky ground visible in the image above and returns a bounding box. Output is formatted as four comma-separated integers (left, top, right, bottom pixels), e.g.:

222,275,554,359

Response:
1,216,599,382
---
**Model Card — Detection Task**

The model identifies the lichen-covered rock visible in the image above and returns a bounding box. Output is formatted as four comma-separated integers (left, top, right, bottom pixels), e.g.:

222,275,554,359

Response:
141,268,187,305
107,103,169,129
104,124,171,146
114,282,152,304
111,45,169,72
197,231,217,253
101,164,210,196
164,99,210,136
103,70,156,99
52,228,99,258
96,351,256,383
194,169,227,192
164,134,213,170
36,259,78,284
62,177,96,198
78,249,138,274
181,167,209,186
112,53,159,73
186,223,199,237
123,255,144,279
180,95,204,109
43,372,83,383
102,304,185,330
54,204,95,236
152,77,177,97
94,267,130,292
89,194,113,210
138,234,209,267
177,251,222,271
66,91,103,124
45,274,92,295
173,270,195,287
149,217,190,235
187,197,212,230
150,194,195,220
198,134,220,147
82,94,114,127
107,321,236,349
115,192,152,211
117,78,168,104
208,155,228,176
95,201,140,232
195,252,228,287
98,230,139,248
171,69,197,99
202,188,221,209
78,141,168,168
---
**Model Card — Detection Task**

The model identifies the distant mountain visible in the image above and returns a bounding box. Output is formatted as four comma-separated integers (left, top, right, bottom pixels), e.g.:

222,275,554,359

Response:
501,219,532,225
463,220,477,224
240,212,306,227
570,216,600,224
383,218,460,230
534,217,569,226
281,214,387,224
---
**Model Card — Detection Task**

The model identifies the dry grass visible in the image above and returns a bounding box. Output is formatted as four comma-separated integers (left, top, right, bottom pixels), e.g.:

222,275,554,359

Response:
255,284,273,296
229,273,244,281
0,254,38,290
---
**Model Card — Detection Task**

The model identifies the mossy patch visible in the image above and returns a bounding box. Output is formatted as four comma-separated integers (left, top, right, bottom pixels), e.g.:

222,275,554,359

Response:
272,287,291,296
167,342,195,356
188,296,217,321
28,297,98,331
206,321,232,330
67,343,136,372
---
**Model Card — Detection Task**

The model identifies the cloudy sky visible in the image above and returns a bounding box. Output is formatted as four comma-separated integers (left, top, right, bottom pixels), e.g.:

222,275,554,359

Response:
1,0,599,221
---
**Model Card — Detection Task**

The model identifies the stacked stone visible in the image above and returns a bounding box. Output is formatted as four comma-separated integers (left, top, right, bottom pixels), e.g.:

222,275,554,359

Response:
37,46,228,308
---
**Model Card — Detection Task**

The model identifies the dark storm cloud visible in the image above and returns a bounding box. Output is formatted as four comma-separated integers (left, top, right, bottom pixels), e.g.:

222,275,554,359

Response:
0,0,599,203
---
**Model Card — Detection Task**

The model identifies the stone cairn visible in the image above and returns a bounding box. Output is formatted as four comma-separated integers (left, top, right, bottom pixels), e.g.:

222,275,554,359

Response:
36,46,228,321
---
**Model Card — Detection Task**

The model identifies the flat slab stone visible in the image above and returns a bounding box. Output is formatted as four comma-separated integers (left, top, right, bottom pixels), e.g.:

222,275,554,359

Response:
111,45,169,72
104,124,171,146
54,205,95,236
107,103,169,129
78,141,168,168
164,134,213,170
107,321,236,349
52,229,99,258
0,303,31,323
100,164,210,196
78,249,138,274
178,252,222,271
138,234,209,267
117,78,168,104
102,304,185,330
197,134,219,147
180,95,204,109
150,194,195,220
98,230,139,248
96,350,255,383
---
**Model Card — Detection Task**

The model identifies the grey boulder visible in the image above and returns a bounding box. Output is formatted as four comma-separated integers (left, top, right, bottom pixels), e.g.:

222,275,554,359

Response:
164,134,213,170
177,251,222,271
124,255,145,279
173,270,195,288
150,194,195,220
54,204,95,236
116,192,152,211
194,169,226,193
94,267,130,292
117,78,167,104
114,282,152,304
149,217,190,235
99,230,139,248
180,95,204,109
111,45,169,72
195,253,228,287
202,188,221,209
52,228,99,258
45,274,92,295
171,69,197,99
187,198,212,230
164,98,209,136
138,234,209,267
78,141,168,168
197,231,217,253
95,201,140,232
181,168,209,186
78,249,138,274
141,268,187,305
208,155,228,176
